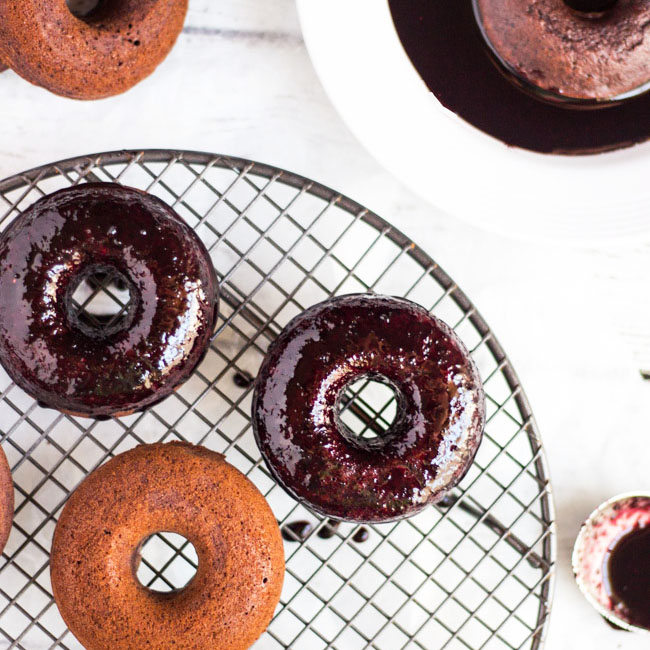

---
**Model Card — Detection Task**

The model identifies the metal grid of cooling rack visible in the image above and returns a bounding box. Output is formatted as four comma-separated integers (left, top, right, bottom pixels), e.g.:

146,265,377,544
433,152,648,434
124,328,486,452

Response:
0,150,555,650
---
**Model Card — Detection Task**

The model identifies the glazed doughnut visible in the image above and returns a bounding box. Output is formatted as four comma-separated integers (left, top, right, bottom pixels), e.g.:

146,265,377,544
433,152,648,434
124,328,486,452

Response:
473,0,650,103
253,294,485,523
0,183,218,418
51,442,285,650
0,446,13,556
0,0,188,99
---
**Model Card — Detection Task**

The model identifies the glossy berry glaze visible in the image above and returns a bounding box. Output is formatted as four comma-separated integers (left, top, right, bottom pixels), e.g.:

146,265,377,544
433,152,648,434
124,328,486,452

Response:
252,294,485,523
604,525,650,630
0,183,218,418
574,495,650,631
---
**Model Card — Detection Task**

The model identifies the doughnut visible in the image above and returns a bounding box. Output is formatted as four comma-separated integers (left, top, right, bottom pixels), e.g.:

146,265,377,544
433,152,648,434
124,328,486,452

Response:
0,446,13,556
0,0,188,99
0,183,218,419
51,442,284,650
473,0,650,103
253,294,485,523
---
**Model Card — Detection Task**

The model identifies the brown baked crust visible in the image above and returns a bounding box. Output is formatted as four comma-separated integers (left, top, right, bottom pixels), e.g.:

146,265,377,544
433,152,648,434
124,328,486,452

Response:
474,0,650,101
0,0,188,99
50,442,284,650
0,446,13,556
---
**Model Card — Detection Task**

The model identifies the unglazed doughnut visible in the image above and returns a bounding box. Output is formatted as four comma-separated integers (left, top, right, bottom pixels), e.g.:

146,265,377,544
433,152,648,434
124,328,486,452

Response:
473,0,650,103
253,294,485,523
0,183,218,418
0,446,13,556
0,0,188,99
51,442,285,650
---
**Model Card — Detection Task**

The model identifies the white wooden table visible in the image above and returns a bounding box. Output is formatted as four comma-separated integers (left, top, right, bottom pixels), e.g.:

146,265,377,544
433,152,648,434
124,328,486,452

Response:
0,1,648,649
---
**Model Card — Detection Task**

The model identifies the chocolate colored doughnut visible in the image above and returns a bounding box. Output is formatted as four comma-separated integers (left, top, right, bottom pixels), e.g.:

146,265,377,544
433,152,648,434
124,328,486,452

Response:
0,446,13,556
473,0,650,103
51,442,285,650
253,294,485,523
0,183,218,418
0,0,187,99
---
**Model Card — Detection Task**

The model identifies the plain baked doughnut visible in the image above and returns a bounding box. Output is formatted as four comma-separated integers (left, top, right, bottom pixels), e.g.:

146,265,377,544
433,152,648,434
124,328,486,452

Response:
0,0,188,99
473,0,650,103
51,442,285,650
0,446,13,556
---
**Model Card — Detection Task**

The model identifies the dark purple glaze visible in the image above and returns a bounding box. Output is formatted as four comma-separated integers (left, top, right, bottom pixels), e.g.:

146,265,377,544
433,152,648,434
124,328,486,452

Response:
281,520,313,542
317,519,340,539
603,525,650,630
233,370,254,388
252,294,485,523
388,0,650,154
0,183,218,418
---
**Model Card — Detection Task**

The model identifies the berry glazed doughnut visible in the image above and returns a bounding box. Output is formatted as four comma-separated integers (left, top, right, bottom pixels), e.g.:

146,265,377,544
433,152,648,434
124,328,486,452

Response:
0,446,13,556
0,0,188,99
0,183,218,419
50,442,285,650
473,0,650,104
253,294,485,523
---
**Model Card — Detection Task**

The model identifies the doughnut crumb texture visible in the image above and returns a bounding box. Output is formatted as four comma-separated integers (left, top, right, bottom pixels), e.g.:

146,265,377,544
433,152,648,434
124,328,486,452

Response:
474,0,650,102
0,0,188,99
50,442,285,650
0,446,13,557
253,294,486,523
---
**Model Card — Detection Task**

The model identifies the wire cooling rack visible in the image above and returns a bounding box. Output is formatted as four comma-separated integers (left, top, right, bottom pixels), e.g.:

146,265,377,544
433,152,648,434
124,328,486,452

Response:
0,150,555,650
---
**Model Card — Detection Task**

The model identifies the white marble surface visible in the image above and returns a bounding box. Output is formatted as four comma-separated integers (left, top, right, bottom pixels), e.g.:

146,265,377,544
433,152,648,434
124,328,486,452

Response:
0,1,648,649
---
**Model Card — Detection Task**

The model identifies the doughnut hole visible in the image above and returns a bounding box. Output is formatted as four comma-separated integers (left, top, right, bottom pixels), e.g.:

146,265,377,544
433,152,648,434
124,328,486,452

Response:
65,0,147,46
563,0,618,12
135,532,199,593
66,0,101,19
68,265,135,338
337,376,405,449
